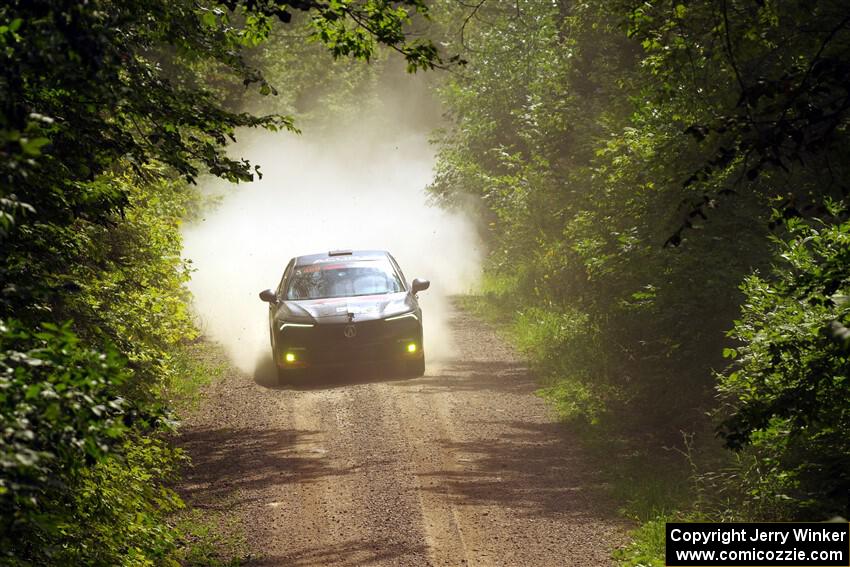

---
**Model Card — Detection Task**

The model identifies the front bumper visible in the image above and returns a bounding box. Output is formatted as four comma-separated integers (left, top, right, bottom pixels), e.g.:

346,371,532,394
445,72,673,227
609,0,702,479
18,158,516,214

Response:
273,316,423,370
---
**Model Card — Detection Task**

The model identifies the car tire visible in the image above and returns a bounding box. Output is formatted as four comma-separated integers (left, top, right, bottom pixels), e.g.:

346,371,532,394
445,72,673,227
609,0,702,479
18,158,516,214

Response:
277,367,308,385
276,366,287,384
406,356,425,378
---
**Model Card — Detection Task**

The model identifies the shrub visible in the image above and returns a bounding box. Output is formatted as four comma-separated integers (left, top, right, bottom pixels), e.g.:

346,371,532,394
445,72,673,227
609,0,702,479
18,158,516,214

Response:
717,208,850,519
0,319,160,564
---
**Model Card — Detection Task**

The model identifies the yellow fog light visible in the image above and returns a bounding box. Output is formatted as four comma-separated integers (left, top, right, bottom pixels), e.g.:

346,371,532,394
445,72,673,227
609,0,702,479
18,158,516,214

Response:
406,343,417,353
285,352,296,363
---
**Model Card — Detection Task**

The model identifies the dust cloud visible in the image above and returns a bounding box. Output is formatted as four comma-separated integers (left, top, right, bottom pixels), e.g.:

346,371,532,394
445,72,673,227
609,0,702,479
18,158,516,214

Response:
181,104,482,375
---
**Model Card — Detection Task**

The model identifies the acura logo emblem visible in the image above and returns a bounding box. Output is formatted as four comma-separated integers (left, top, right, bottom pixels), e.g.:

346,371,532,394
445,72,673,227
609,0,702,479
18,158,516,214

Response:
344,325,357,338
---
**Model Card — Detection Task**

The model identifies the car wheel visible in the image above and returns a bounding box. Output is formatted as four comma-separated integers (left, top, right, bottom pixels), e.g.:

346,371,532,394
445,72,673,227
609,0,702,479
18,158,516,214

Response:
276,366,293,385
277,367,309,385
277,367,293,385
406,356,425,378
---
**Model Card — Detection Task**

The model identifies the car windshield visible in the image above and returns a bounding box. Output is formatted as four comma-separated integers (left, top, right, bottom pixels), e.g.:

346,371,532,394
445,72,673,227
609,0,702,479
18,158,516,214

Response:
286,260,404,300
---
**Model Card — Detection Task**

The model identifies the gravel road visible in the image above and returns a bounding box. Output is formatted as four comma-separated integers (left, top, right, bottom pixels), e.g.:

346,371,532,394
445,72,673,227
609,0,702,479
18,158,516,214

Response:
178,300,628,566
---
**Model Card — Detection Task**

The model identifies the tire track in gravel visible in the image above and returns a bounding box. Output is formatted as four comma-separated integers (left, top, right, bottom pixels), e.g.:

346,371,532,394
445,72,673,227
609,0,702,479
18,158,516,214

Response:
177,299,629,566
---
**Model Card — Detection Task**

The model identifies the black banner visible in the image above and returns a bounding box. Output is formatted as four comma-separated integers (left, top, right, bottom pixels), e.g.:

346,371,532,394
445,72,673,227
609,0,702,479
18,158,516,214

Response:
666,522,849,566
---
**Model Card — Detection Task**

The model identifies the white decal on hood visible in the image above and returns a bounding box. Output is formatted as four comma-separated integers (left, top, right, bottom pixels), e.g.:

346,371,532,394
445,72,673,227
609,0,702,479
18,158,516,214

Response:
337,305,378,314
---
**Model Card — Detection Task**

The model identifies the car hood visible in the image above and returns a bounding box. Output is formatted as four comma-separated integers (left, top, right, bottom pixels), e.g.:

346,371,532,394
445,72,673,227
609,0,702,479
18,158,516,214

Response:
274,292,415,324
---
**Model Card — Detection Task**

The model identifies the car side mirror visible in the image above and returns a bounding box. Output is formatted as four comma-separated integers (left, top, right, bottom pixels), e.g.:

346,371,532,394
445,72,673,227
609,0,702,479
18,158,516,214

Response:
259,289,277,303
411,278,430,294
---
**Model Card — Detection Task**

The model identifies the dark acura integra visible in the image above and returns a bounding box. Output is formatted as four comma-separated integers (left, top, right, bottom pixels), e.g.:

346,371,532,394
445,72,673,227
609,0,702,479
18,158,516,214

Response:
259,250,429,381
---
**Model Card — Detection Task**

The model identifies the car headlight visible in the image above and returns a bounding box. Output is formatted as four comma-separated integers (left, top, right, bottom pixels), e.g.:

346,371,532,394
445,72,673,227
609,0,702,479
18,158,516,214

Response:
279,322,315,331
384,311,418,322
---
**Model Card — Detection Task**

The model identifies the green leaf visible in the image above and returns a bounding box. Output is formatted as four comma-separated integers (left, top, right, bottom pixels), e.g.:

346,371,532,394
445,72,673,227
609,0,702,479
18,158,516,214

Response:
20,137,50,156
200,11,216,28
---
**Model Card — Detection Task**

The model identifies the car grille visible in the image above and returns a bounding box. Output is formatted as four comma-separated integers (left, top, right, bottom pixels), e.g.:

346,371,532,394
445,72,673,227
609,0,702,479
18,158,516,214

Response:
277,317,420,365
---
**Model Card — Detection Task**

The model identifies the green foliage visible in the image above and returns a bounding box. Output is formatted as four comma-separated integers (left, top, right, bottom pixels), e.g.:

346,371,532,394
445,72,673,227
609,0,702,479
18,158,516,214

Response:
54,438,185,566
614,517,668,567
175,506,249,567
430,0,761,435
0,320,129,524
716,211,850,518
0,320,182,565
163,341,230,414
514,306,608,423
309,0,443,72
625,0,850,240
242,16,382,127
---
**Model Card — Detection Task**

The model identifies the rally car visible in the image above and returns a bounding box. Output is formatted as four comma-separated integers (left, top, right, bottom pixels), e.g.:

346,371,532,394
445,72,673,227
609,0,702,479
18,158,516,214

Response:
259,249,429,381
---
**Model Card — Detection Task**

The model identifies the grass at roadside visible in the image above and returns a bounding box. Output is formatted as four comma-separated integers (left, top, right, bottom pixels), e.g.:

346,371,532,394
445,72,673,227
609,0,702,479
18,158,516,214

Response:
173,507,250,567
163,339,230,414
612,517,668,566
588,430,693,567
457,290,691,566
166,338,250,566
